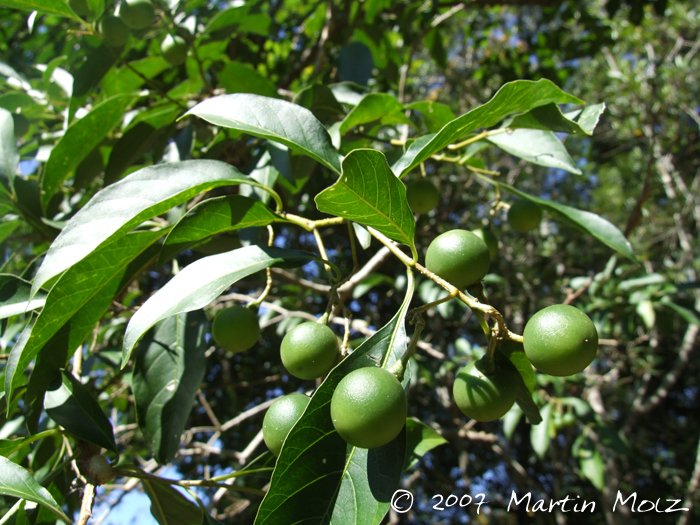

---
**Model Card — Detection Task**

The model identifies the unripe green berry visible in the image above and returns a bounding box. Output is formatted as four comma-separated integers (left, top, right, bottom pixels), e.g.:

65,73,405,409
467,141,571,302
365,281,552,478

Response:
118,0,155,30
99,15,129,47
406,179,440,214
425,229,490,290
161,34,188,66
212,305,260,353
262,393,310,456
508,199,542,233
280,322,339,380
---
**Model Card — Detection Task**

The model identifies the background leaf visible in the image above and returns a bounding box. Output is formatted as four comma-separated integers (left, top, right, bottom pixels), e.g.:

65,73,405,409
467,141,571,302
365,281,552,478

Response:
132,311,209,464
0,107,19,195
0,274,47,320
339,93,413,135
403,418,448,470
142,479,203,525
530,403,553,458
486,129,582,174
0,0,78,18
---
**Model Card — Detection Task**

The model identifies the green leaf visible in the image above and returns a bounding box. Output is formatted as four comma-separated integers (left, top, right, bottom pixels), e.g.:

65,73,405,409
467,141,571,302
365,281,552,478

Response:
393,79,583,176
44,371,117,452
41,94,135,209
0,108,19,196
507,102,606,135
122,246,314,366
142,479,203,525
315,149,415,254
239,150,279,206
0,0,78,18
352,273,395,299
215,61,277,99
72,44,122,98
132,311,208,464
506,347,536,394
293,84,345,122
659,298,700,326
185,94,342,174
403,418,448,470
0,456,71,523
487,129,582,174
104,123,161,185
503,405,523,440
530,403,552,458
406,101,456,134
579,440,605,490
478,175,636,261
255,274,414,525
158,195,281,267
339,93,413,135
102,57,170,99
31,160,253,298
6,230,163,402
0,274,47,320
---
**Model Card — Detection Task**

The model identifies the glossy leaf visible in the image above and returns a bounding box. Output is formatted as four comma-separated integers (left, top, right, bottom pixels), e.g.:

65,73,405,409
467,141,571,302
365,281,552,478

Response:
487,129,582,174
41,94,134,209
158,195,281,266
392,79,583,176
44,371,117,452
315,149,415,253
6,230,163,401
142,479,203,525
403,418,448,470
132,311,208,464
72,44,122,98
0,274,47,320
507,348,536,394
31,160,252,298
185,94,342,174
530,403,553,458
122,246,314,366
478,175,636,261
0,108,19,195
507,102,606,135
0,456,71,523
255,275,414,525
339,93,413,135
0,0,78,18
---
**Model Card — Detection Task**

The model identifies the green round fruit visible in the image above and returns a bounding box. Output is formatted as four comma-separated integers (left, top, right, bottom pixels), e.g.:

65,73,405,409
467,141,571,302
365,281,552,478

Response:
331,367,407,449
406,179,440,214
211,305,260,353
507,199,542,233
262,393,309,456
280,322,339,380
118,0,155,29
69,0,90,17
161,34,188,66
523,304,598,376
99,15,129,47
452,360,518,421
12,113,29,138
425,229,490,290
471,227,498,260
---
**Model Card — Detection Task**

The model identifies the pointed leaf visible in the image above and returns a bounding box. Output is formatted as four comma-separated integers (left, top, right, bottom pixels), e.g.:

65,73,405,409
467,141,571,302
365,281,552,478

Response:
185,94,342,174
32,160,253,298
503,405,523,440
0,0,78,18
255,275,414,525
142,479,203,525
132,311,208,464
6,230,163,401
403,418,448,470
0,274,47,320
158,195,281,266
507,102,606,135
41,94,135,208
315,149,415,253
530,403,552,458
0,107,19,196
487,129,582,174
393,79,583,176
579,441,605,490
72,44,122,98
478,175,636,261
339,93,413,135
44,371,117,452
0,456,71,523
122,246,314,366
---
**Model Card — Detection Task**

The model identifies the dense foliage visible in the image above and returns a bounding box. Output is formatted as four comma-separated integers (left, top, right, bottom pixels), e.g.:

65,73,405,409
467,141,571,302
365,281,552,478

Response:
0,1,698,524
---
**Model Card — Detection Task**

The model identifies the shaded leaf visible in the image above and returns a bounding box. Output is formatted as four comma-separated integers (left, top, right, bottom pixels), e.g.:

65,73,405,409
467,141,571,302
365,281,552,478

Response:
530,403,552,458
478,175,636,261
0,0,78,18
352,273,395,299
293,84,345,122
185,94,341,174
0,107,19,196
44,371,117,452
32,160,253,297
215,61,277,98
104,122,161,185
142,479,203,525
487,128,582,174
352,222,371,250
72,44,123,99
158,195,280,267
403,418,448,470
578,439,605,490
0,456,71,523
0,274,47,320
315,149,415,253
132,311,208,464
659,298,700,326
503,405,523,440
507,102,606,135
407,101,456,134
339,93,413,135
239,150,279,206
122,246,314,366
393,79,583,176
42,94,135,209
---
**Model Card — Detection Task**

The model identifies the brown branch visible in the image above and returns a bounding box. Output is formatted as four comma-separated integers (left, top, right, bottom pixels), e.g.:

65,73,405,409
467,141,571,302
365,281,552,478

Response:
678,435,700,525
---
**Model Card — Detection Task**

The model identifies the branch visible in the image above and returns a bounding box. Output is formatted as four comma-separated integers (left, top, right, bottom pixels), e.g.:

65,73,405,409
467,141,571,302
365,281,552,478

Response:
678,435,700,525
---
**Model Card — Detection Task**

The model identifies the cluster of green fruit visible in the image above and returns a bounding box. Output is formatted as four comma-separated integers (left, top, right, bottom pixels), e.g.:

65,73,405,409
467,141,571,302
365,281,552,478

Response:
71,0,188,65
